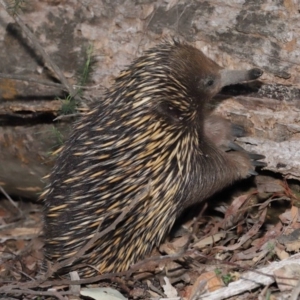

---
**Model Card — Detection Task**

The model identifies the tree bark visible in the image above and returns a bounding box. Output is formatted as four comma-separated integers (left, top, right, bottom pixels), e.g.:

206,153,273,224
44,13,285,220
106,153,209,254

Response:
0,0,299,198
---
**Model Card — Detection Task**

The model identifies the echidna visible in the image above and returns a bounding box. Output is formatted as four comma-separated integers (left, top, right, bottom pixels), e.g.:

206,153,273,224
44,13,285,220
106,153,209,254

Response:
42,39,264,277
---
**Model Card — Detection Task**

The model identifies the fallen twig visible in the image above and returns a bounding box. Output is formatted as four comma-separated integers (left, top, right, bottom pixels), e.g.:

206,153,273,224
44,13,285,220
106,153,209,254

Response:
200,253,300,300
0,73,65,90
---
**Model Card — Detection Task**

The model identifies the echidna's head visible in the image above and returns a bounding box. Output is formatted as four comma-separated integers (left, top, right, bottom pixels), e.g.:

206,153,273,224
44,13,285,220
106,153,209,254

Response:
112,39,262,125
113,40,221,122
165,41,223,100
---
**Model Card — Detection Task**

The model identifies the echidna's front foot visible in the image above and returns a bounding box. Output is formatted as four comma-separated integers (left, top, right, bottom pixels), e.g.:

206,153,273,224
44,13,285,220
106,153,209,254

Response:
226,127,267,175
204,115,266,177
226,150,266,178
204,115,247,152
246,153,267,175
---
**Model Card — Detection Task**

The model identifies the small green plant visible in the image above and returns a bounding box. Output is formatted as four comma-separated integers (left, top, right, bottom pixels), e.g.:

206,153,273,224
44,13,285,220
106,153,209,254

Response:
43,126,66,158
60,94,78,115
214,268,222,276
8,0,25,15
265,242,276,261
78,44,94,90
51,126,65,148
215,269,236,286
222,273,234,285
59,44,94,115
267,241,275,252
264,289,272,300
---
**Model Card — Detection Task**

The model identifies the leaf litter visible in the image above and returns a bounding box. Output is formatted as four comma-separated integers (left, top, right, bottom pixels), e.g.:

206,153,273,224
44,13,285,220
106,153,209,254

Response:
1,174,300,299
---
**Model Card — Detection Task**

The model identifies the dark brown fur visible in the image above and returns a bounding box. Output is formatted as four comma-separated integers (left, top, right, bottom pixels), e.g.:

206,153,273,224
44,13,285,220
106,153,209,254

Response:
42,39,264,277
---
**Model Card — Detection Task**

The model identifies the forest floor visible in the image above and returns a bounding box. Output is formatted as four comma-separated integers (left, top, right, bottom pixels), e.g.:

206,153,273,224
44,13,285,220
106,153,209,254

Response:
1,172,300,299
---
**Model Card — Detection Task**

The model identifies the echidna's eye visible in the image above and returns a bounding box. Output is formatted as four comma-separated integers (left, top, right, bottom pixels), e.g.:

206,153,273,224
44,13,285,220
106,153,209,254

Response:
198,77,215,90
206,78,214,87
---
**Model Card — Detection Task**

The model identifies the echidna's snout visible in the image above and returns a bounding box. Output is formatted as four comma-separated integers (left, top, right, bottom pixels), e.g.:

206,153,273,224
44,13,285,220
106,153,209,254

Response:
248,68,263,80
220,67,263,88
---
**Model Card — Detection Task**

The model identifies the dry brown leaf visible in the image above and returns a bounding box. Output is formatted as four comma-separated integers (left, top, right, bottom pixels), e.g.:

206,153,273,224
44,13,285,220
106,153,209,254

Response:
0,207,8,217
278,228,300,252
279,206,300,224
274,245,289,260
140,4,155,20
291,206,299,226
166,0,179,11
274,264,300,292
234,246,262,261
221,194,249,230
201,254,300,300
193,232,226,249
159,235,189,255
187,271,224,300
162,276,178,298
161,261,190,281
130,288,147,299
217,208,267,251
